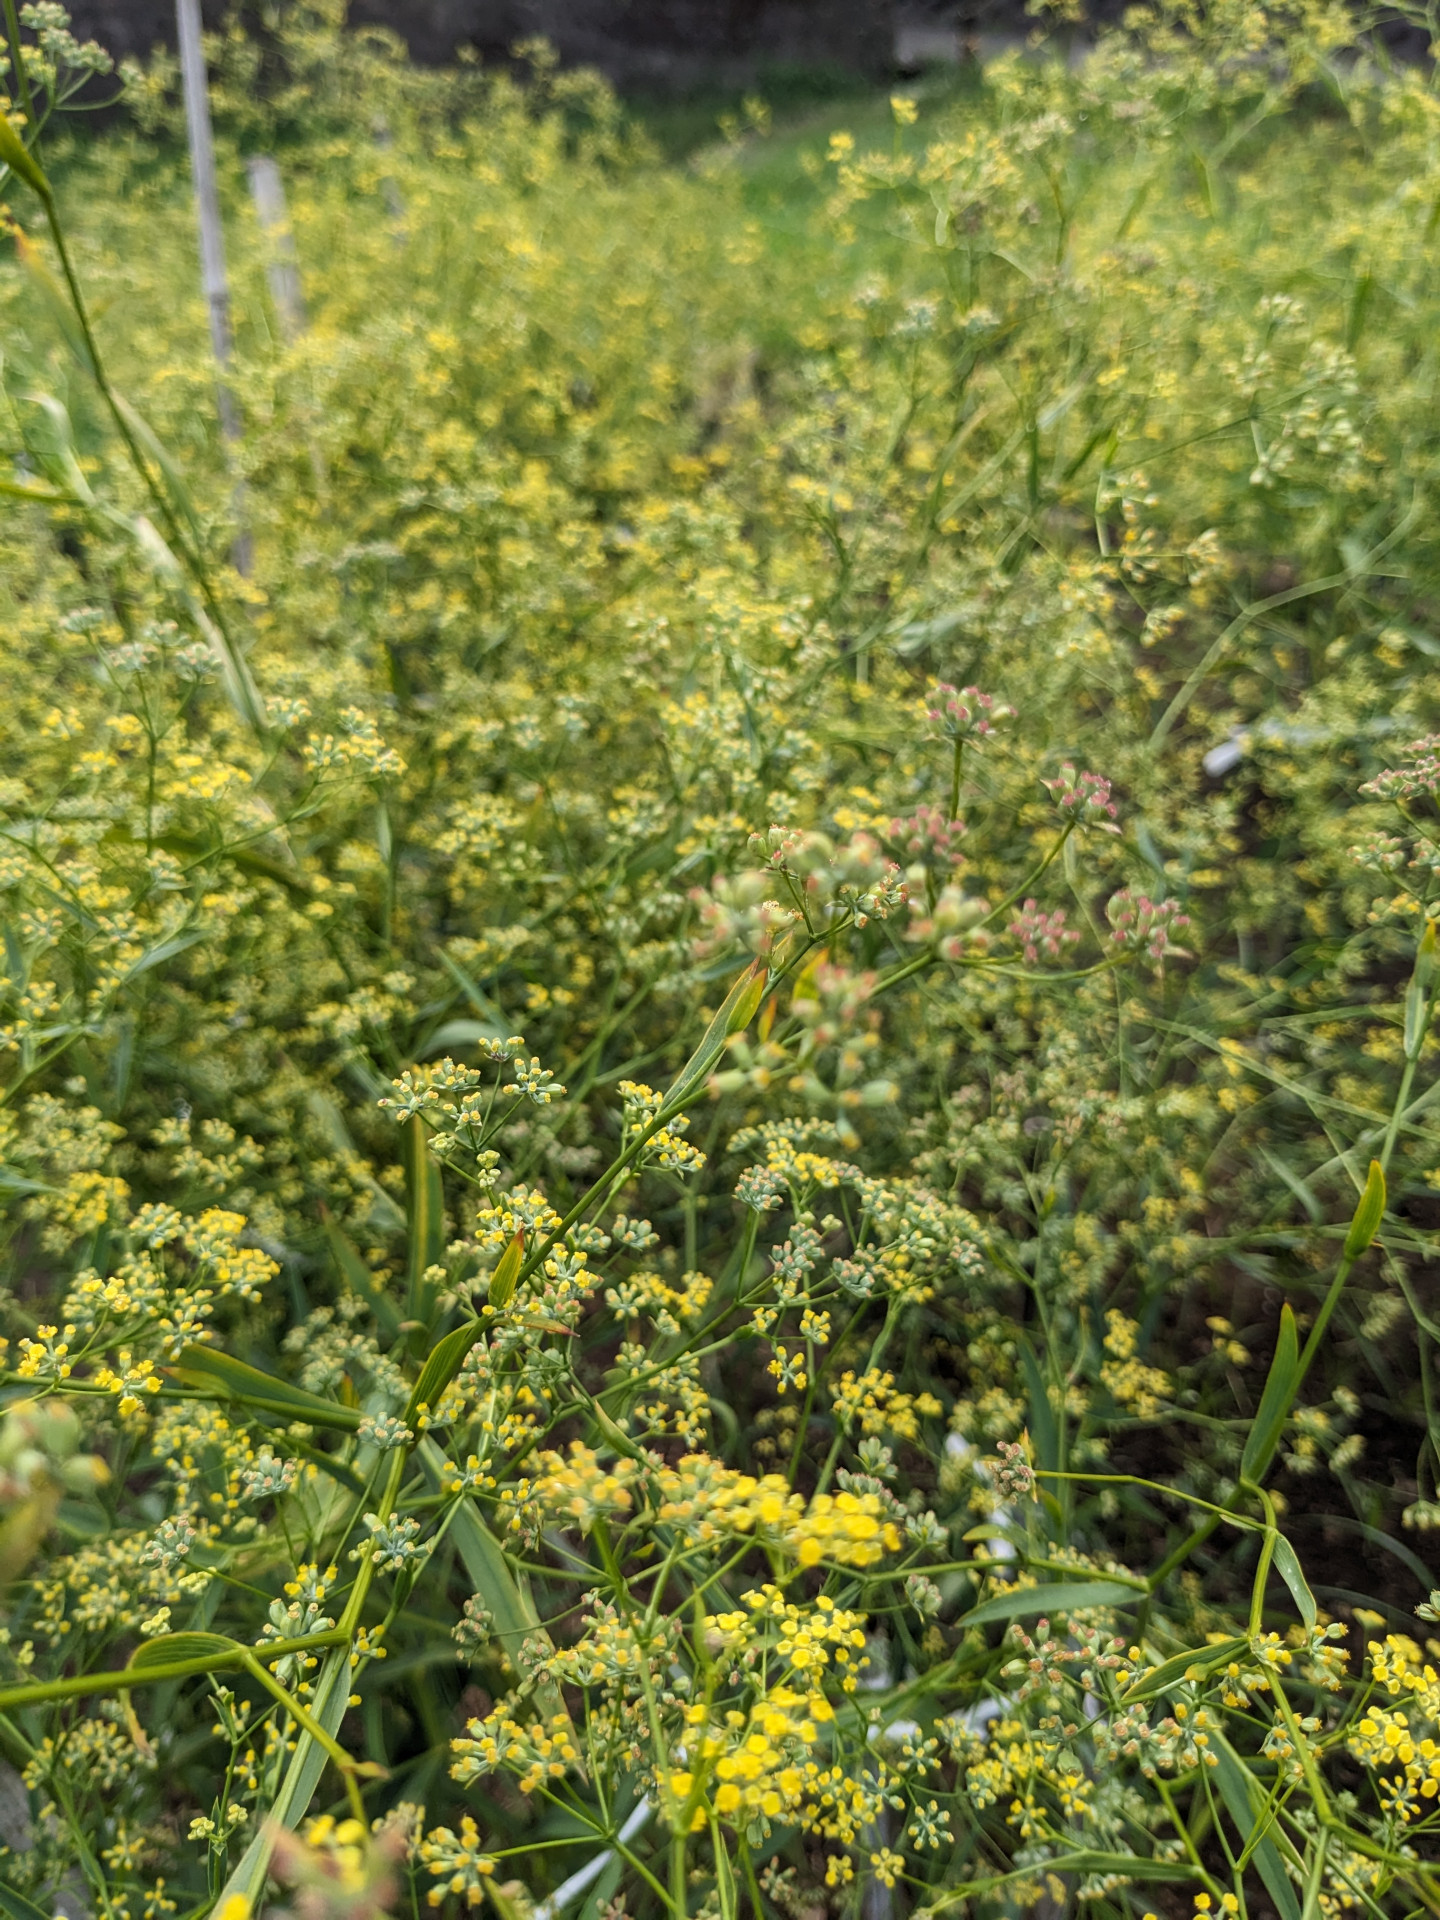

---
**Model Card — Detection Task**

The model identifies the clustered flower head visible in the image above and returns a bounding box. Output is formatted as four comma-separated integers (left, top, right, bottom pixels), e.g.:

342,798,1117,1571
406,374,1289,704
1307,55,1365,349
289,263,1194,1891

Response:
1008,899,1079,964
1042,762,1120,829
891,804,965,866
1360,736,1440,804
926,683,1014,743
418,1813,496,1908
1106,887,1191,963
1347,1635,1440,1819
906,882,990,959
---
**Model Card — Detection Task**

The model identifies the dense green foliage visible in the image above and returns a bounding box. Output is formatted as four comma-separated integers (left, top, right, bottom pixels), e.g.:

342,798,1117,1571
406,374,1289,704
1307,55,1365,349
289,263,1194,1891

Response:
0,3,1438,1916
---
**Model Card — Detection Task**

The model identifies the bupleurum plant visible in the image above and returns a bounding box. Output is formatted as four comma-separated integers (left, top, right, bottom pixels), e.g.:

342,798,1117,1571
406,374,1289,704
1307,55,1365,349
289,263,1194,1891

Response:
0,0,1437,1916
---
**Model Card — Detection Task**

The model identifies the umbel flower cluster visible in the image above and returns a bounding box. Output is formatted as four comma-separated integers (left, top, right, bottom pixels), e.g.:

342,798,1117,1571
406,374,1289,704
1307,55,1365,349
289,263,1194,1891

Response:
0,0,1439,1917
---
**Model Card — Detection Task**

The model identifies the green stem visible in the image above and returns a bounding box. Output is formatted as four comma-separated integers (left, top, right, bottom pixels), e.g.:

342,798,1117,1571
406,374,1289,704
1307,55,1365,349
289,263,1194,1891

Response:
0,1628,347,1713
981,822,1076,931
340,1447,407,1634
239,1651,368,1826
814,1301,898,1498
670,1829,689,1920
2,0,37,135
33,184,266,740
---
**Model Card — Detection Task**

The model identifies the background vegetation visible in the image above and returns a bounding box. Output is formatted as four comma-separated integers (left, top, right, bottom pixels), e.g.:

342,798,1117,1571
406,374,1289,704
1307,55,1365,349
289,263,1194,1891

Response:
0,2,1437,1916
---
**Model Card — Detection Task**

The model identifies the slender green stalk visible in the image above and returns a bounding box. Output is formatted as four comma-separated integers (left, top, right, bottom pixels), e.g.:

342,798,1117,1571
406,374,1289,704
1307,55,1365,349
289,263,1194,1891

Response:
2,0,38,135
0,1627,347,1713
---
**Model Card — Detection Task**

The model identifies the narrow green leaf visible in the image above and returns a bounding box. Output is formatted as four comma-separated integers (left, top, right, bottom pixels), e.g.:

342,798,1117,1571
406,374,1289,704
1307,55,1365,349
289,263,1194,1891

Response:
1404,977,1425,1058
116,929,208,984
1240,1303,1299,1483
436,946,507,1026
422,1017,507,1056
488,1229,524,1309
323,1212,401,1340
291,1436,366,1494
0,474,67,504
667,958,766,1099
404,1318,485,1427
128,1630,237,1669
307,1092,404,1232
1118,1636,1247,1706
1258,1147,1322,1223
920,1849,1194,1915
170,1346,361,1432
1019,1340,1058,1473
1342,1159,1385,1259
26,389,95,502
1271,1534,1318,1630
712,1818,738,1920
1210,1732,1302,1920
0,1877,56,1920
427,1445,542,1648
962,1579,1142,1627
217,1644,352,1902
1418,916,1438,988
111,389,203,545
404,1112,445,1327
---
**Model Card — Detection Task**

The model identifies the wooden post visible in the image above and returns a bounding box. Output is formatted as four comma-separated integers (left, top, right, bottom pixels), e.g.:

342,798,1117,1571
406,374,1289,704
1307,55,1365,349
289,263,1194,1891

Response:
247,154,306,344
175,0,251,572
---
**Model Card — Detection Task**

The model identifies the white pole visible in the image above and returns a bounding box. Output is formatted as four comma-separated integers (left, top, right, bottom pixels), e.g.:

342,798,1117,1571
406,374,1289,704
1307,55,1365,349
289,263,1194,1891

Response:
246,154,306,344
371,113,408,243
176,0,251,572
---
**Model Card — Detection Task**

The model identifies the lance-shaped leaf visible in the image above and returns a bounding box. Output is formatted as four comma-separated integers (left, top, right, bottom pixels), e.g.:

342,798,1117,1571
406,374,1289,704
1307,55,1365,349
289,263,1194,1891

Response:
666,958,766,1100
323,1210,401,1341
962,1578,1142,1627
488,1229,524,1310
404,1111,445,1330
1272,1532,1318,1630
404,1317,486,1428
1210,1732,1302,1920
1119,1636,1248,1705
1343,1158,1385,1259
0,1881,54,1920
0,109,49,197
217,1643,353,1902
1240,1304,1299,1484
171,1346,361,1431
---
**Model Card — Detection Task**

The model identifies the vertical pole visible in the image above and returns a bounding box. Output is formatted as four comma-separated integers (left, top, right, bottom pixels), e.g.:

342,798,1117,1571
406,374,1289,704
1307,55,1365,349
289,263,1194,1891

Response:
246,153,328,494
176,0,251,572
371,114,408,243
246,154,306,344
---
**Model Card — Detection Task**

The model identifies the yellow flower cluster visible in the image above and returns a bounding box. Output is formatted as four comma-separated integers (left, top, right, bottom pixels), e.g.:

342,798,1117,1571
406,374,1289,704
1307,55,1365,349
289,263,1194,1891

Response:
418,1813,496,1908
450,1710,580,1794
1348,1637,1440,1817
1099,1310,1173,1418
963,1716,1095,1838
549,1603,676,1689
500,1440,637,1536
653,1453,901,1567
830,1368,942,1443
725,1586,869,1684
672,1684,833,1827
604,1266,712,1333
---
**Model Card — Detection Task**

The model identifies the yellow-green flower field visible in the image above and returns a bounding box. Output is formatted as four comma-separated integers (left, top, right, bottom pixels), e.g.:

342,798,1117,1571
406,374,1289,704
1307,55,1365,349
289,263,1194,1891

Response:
0,1,1438,1914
